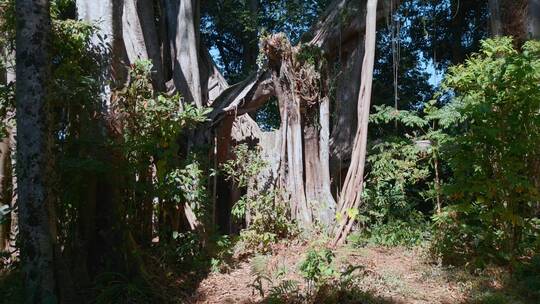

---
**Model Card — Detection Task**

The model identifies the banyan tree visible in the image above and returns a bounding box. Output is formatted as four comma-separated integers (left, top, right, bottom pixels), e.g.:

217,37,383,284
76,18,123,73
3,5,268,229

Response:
69,0,401,241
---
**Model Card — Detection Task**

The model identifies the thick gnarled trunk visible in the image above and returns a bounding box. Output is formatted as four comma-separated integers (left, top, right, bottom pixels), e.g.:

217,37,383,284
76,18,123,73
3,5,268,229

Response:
209,0,396,234
272,66,311,227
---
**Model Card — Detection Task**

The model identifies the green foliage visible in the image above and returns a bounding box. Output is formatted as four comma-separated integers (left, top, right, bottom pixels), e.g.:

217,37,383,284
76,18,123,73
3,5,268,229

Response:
348,215,429,248
221,143,267,189
116,60,212,239
47,13,110,244
358,103,448,247
0,81,14,138
431,38,540,267
295,44,325,68
362,136,431,223
164,157,209,220
222,144,296,254
208,234,235,273
236,193,294,254
118,60,210,162
0,0,15,51
248,255,304,303
170,231,203,265
299,248,336,291
94,272,158,304
513,255,540,301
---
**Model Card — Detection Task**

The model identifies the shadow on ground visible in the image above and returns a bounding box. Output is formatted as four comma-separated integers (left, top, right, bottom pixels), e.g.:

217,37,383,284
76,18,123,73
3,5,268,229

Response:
459,256,540,304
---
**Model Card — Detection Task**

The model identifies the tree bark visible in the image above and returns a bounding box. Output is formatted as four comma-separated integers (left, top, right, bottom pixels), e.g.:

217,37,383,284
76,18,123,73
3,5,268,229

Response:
304,97,336,229
207,0,399,233
0,52,12,253
332,0,378,247
15,0,58,301
489,0,503,36
274,69,311,227
122,0,166,91
76,0,115,105
164,0,204,107
450,0,465,64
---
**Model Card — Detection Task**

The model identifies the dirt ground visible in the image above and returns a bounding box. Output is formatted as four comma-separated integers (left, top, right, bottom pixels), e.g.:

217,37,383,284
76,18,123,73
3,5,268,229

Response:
186,243,491,304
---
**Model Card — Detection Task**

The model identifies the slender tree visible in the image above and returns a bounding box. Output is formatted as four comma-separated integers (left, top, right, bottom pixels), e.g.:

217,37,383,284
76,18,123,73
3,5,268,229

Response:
15,0,58,302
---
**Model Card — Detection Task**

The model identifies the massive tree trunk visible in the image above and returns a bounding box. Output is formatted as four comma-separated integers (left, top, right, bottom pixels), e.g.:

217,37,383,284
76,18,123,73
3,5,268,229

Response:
75,0,149,283
209,0,397,233
494,0,539,43
272,59,311,227
72,0,398,241
123,0,165,91
15,0,58,301
332,0,379,246
76,0,116,104
164,0,203,107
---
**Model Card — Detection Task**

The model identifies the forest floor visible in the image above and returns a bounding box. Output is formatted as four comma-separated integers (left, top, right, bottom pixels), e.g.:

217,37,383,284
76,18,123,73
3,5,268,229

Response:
185,243,532,304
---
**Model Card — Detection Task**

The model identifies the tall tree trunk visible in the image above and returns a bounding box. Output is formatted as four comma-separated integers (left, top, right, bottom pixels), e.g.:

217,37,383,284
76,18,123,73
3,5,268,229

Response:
15,0,58,301
7,128,17,257
332,0,378,246
244,0,259,73
303,98,336,229
2,34,17,259
76,0,149,284
209,0,398,233
489,0,503,36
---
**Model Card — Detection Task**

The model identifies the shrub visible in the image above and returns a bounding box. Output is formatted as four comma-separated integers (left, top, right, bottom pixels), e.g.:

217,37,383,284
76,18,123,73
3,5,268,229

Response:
432,38,540,266
222,144,297,254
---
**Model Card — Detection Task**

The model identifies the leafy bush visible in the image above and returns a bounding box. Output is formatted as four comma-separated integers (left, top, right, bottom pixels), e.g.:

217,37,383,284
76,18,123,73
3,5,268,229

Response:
431,38,540,266
348,213,429,247
354,103,445,247
513,255,540,301
208,234,235,273
234,191,296,254
222,144,297,254
299,248,336,294
94,272,158,304
361,133,433,226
